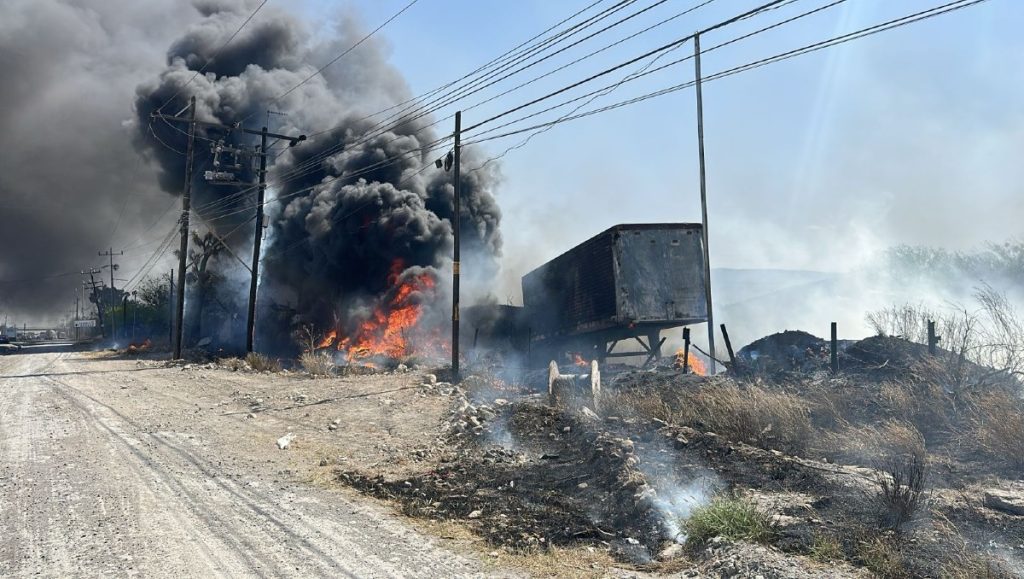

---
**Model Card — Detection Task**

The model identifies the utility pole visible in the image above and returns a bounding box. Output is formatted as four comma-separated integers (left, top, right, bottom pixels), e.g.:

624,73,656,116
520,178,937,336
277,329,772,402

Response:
451,111,462,382
83,269,104,337
173,96,197,359
75,290,80,342
245,127,269,353
693,32,717,374
168,270,174,347
152,106,305,355
132,291,137,341
99,247,123,339
122,293,129,342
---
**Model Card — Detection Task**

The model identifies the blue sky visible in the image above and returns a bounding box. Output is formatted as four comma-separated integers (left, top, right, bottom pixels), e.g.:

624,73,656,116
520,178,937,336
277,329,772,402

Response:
298,1,1023,299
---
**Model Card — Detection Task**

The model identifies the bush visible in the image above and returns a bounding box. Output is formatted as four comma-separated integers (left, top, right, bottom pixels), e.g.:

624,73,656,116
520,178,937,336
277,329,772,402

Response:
875,450,928,531
246,352,281,373
683,496,776,546
831,422,929,530
301,350,335,377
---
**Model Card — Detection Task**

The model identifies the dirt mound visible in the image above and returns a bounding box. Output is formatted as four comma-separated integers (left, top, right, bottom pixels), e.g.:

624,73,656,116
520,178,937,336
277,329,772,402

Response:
737,331,830,374
840,335,931,378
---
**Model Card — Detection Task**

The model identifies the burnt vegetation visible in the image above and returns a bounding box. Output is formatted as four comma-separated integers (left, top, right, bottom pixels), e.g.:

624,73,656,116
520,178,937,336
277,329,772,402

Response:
329,288,1024,577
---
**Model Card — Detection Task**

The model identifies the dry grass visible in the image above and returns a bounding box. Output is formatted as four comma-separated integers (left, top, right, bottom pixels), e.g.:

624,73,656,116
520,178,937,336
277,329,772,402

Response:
219,357,247,371
608,381,813,454
300,350,335,377
855,533,909,579
968,390,1024,472
245,352,281,373
808,532,843,563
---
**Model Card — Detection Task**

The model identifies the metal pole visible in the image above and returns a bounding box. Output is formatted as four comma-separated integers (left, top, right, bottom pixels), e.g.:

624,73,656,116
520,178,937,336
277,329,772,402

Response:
246,127,269,353
830,321,839,373
694,32,717,374
173,96,197,359
451,111,462,381
682,327,691,374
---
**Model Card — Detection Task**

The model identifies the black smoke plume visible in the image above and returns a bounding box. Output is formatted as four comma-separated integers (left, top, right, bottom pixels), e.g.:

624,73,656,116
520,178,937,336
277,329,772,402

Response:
0,0,194,322
134,0,502,352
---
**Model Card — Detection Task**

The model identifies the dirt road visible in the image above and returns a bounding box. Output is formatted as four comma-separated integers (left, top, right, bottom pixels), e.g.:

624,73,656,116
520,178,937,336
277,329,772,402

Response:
0,350,485,578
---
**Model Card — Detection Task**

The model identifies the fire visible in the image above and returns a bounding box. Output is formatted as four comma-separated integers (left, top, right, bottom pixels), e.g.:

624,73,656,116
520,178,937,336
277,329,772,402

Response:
674,348,707,376
126,338,152,354
318,259,440,361
317,329,338,349
572,353,588,367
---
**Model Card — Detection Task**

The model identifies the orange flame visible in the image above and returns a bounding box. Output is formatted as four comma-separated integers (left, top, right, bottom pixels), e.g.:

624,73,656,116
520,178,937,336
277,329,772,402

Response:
572,353,588,367
317,329,338,349
330,259,439,361
674,348,707,376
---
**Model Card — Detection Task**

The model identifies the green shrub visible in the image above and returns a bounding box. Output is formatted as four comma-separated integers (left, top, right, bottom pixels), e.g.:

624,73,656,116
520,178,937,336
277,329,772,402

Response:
683,496,776,546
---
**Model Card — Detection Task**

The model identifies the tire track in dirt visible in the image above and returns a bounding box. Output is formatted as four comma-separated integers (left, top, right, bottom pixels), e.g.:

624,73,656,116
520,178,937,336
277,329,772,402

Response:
1,351,484,578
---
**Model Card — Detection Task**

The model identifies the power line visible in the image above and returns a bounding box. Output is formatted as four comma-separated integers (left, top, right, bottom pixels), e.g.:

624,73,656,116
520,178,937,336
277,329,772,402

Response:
463,0,788,133
277,0,645,185
203,0,717,209
196,0,802,226
238,0,421,124
301,0,721,185
302,0,612,141
194,0,843,225
198,136,451,226
155,0,272,114
464,0,990,146
0,271,82,285
466,0,847,142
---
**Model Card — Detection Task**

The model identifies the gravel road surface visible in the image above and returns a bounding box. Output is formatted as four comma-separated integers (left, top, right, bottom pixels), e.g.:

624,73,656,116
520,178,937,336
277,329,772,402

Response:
0,350,485,578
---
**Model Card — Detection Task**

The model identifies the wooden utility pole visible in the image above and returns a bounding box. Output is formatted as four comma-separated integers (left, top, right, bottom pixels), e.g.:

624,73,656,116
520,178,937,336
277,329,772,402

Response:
168,270,174,347
83,269,104,337
174,96,197,359
451,111,463,381
122,294,129,341
693,32,717,374
152,107,305,355
99,248,123,339
245,127,269,353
